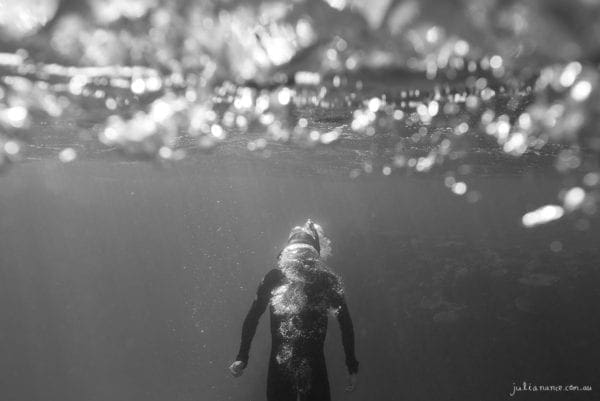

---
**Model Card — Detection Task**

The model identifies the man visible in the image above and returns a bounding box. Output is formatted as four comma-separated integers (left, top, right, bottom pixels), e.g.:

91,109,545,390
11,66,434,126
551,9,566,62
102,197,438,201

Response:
229,219,359,401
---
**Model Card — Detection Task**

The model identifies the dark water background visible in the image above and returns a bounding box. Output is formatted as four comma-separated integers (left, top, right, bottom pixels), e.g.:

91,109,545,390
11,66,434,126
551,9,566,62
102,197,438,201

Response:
1,156,599,401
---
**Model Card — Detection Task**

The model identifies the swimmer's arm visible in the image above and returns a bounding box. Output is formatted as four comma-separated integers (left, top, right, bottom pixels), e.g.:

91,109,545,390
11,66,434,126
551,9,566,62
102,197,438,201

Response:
235,269,280,366
336,297,359,375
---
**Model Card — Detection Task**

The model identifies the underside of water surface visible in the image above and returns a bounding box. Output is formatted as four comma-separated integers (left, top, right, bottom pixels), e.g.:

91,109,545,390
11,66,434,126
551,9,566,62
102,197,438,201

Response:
1,1,600,401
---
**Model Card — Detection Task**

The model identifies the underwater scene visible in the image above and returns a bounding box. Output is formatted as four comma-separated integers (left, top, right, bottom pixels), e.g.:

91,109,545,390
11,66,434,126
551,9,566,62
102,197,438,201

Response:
1,1,600,400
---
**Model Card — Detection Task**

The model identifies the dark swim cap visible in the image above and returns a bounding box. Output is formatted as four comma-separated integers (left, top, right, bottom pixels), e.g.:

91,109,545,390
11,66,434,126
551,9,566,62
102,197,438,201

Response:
286,220,320,254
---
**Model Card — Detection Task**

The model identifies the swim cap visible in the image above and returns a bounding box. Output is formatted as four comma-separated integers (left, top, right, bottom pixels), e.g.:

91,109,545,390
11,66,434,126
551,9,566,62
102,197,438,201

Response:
286,219,320,254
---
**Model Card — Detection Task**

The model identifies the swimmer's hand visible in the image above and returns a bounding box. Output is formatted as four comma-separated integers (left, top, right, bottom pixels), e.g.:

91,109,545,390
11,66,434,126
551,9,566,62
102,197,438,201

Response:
345,373,357,392
228,360,247,377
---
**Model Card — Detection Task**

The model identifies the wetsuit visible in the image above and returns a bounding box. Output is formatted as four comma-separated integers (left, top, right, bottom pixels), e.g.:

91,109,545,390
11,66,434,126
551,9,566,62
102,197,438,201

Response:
236,266,359,401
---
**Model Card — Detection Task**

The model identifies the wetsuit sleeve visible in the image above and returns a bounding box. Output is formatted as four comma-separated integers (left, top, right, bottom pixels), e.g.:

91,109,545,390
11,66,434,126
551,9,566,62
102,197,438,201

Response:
235,269,280,365
336,296,359,374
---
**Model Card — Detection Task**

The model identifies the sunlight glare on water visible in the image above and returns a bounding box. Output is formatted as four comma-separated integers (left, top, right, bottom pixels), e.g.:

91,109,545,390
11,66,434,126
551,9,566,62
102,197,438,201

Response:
2,4,600,399
1,0,600,228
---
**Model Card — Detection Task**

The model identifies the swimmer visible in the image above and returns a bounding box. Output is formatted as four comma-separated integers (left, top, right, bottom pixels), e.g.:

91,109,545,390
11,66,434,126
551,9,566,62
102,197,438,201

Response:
229,219,359,401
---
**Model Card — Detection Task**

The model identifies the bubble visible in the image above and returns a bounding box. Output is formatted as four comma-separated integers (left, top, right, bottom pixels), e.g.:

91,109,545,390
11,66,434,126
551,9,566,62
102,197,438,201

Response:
236,115,248,129
234,88,254,110
444,176,456,188
145,76,162,92
559,62,582,87
150,98,178,123
167,148,185,161
503,132,528,155
3,141,20,156
351,109,376,131
320,130,339,144
489,55,503,69
345,57,358,70
105,98,117,110
518,113,532,130
296,19,316,46
563,187,586,211
210,124,225,139
416,154,435,172
416,104,428,117
480,88,496,101
69,75,88,96
131,78,146,95
326,48,338,62
0,106,28,128
324,0,347,10
259,113,275,125
426,26,441,43
522,205,564,227
570,80,592,101
583,172,600,187
428,101,439,117
465,95,479,109
58,148,77,163
255,95,270,113
454,40,470,56
368,97,382,113
454,122,469,135
451,182,467,195
278,87,292,105
496,119,511,138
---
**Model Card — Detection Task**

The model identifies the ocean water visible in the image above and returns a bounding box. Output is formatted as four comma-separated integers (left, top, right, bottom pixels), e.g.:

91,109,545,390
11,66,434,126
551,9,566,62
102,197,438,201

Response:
2,2,600,400
1,152,598,401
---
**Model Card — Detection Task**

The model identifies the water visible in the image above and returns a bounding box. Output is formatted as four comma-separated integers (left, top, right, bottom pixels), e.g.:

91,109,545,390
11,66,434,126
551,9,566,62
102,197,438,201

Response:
2,1,600,400
1,61,599,401
1,153,599,401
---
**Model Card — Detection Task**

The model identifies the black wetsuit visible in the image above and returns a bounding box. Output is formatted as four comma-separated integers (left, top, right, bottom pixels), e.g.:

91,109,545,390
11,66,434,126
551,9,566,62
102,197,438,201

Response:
236,267,359,401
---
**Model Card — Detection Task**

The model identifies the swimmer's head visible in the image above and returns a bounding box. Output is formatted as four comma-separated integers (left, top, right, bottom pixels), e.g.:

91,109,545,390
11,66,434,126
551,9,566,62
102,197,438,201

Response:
287,219,320,253
282,219,332,260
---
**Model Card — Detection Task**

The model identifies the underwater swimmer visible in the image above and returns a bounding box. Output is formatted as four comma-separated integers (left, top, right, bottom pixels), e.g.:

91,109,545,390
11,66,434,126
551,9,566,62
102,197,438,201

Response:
229,219,359,401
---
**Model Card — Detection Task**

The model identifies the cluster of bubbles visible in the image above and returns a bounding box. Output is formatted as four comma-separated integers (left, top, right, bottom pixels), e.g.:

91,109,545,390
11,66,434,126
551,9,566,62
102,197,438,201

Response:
348,61,599,225
273,245,343,318
1,0,600,227
271,244,344,369
504,63,600,228
0,52,66,169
